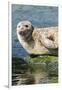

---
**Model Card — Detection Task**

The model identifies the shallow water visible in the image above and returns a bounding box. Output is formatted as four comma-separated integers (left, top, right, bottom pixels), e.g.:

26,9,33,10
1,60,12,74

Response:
12,5,58,58
12,56,58,85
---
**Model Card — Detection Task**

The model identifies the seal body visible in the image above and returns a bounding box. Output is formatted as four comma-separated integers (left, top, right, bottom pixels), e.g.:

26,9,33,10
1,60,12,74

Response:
32,27,58,55
17,21,58,55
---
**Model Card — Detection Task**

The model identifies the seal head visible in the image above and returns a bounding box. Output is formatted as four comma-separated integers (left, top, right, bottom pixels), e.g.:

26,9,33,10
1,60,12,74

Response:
17,21,34,40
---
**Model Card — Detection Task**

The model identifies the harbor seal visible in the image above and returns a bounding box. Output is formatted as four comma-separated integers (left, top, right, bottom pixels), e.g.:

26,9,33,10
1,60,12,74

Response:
17,20,58,55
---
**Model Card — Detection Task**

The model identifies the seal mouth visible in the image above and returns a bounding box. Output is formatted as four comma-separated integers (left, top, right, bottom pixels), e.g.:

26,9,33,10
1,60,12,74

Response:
19,31,24,35
19,30,28,36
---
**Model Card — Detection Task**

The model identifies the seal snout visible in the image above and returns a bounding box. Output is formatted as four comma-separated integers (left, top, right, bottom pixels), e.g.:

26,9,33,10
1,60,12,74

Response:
19,31,23,35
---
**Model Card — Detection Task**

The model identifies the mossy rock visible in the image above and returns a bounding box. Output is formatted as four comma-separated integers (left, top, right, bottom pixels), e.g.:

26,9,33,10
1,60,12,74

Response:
30,55,58,77
31,55,58,63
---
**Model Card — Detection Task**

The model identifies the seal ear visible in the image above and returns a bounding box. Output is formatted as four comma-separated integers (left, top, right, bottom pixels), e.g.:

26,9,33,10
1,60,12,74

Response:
32,25,34,30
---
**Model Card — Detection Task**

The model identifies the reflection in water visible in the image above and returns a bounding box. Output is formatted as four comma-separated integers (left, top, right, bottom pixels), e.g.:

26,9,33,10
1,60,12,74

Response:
12,57,58,85
12,68,48,85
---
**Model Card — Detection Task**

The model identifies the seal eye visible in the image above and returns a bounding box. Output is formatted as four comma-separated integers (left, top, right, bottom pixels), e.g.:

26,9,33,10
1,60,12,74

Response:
18,25,20,28
25,25,28,28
